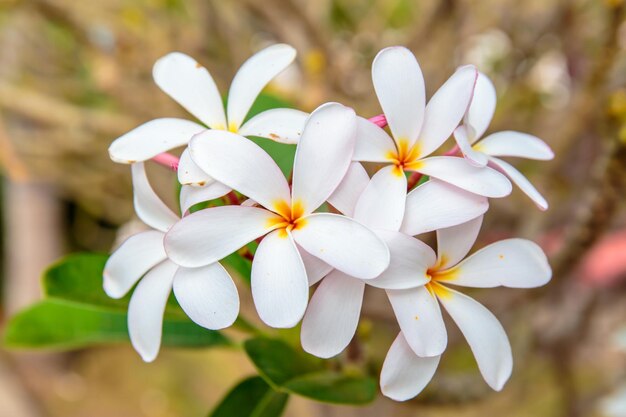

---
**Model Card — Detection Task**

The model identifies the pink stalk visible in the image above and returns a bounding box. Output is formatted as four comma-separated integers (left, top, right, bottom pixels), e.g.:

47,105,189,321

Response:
152,152,180,171
368,114,387,128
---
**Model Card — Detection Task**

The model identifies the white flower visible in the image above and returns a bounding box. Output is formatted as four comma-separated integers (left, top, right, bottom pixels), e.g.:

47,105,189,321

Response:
107,44,308,193
453,72,555,210
352,46,512,213
103,163,239,362
380,215,552,401
301,161,490,358
164,103,390,328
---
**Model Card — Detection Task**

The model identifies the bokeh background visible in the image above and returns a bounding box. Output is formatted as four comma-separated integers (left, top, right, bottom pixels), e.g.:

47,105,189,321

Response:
1,0,626,416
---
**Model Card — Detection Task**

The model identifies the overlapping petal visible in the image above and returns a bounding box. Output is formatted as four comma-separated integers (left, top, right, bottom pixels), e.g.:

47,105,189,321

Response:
177,148,214,187
179,182,232,214
477,131,554,160
298,246,333,286
352,117,396,163
453,125,489,167
353,166,406,232
488,157,549,210
238,108,308,144
466,72,497,141
435,215,483,270
327,162,370,216
131,163,179,232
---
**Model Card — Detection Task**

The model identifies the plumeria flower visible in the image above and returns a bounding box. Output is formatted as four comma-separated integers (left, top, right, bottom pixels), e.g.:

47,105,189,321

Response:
353,46,512,213
108,44,308,198
380,215,552,401
103,163,239,362
164,103,390,328
453,72,554,209
302,161,490,358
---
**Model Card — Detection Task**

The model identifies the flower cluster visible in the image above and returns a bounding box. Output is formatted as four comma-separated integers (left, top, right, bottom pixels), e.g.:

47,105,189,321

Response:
106,44,553,401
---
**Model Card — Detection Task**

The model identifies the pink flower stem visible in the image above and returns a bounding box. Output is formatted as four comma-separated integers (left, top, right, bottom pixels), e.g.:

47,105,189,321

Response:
152,152,180,171
368,114,387,128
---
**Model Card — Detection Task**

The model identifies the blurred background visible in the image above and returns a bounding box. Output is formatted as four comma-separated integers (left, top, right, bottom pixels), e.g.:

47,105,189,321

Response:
1,0,626,416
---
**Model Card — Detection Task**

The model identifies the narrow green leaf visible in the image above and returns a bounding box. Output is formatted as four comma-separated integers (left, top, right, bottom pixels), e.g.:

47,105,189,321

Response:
3,300,229,350
208,376,288,417
244,337,376,405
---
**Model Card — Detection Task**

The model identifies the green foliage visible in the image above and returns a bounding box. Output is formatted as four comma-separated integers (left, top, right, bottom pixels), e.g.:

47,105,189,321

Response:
208,376,289,417
244,337,377,405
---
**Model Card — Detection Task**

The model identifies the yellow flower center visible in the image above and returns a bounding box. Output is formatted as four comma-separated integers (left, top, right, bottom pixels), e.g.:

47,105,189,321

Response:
385,139,424,176
267,199,308,238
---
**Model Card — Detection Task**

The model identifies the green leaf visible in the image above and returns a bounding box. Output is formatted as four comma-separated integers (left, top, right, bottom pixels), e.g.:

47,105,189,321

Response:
3,300,230,350
208,376,288,417
244,337,377,405
221,251,252,283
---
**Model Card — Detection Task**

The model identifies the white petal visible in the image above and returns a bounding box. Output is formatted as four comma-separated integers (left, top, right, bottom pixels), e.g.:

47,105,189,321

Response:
298,245,334,286
189,130,290,211
466,72,496,141
415,156,512,198
103,230,167,299
353,116,396,163
301,270,364,358
251,230,309,328
477,131,554,160
387,286,447,357
179,182,232,214
367,230,435,290
401,179,489,236
177,148,214,187
153,52,226,129
436,215,483,269
128,260,178,362
353,165,406,232
173,263,239,330
327,162,370,216
238,108,308,144
165,205,279,267
453,125,489,167
291,103,357,215
381,333,440,401
372,46,425,148
488,157,549,210
292,213,390,279
416,65,478,157
227,44,296,131
109,118,205,164
436,285,513,390
441,238,551,288
131,162,179,232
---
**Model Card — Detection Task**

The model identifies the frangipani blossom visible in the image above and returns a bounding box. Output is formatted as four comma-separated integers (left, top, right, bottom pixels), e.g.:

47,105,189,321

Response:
164,103,390,328
353,46,512,212
103,163,239,362
108,44,308,196
381,215,552,401
453,72,554,210
301,162,489,359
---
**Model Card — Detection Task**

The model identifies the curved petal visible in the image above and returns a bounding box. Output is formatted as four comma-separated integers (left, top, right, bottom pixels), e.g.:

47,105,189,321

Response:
327,162,370,216
368,230,435,290
401,179,489,236
477,131,554,160
353,117,396,163
251,230,309,328
436,215,483,270
109,118,205,164
298,245,333,286
466,72,496,141
453,125,489,167
152,52,226,129
488,157,549,210
353,165,407,232
440,238,552,288
291,103,357,215
416,65,478,157
177,148,214,187
189,130,290,211
131,163,179,232
103,230,167,299
301,270,364,358
227,44,297,131
165,205,280,267
173,263,239,330
292,213,390,279
380,333,440,401
238,108,308,144
415,156,512,198
179,182,232,214
128,260,178,362
372,46,425,148
435,285,513,391
387,286,447,357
